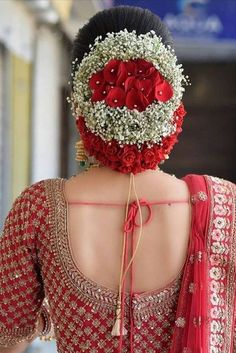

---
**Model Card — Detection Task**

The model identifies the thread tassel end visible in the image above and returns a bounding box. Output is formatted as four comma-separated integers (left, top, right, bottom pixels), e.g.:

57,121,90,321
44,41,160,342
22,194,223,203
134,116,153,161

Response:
111,306,127,336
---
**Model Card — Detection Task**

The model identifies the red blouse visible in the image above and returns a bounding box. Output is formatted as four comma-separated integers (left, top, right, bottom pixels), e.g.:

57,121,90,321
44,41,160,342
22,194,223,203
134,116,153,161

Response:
0,175,235,353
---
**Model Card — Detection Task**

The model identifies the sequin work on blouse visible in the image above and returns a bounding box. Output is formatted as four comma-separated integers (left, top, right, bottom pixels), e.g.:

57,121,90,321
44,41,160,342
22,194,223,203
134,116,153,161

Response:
0,178,183,353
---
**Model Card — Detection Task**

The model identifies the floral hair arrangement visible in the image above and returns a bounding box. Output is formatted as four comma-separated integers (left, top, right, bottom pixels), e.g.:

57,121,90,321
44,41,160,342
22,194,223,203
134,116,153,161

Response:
69,29,189,174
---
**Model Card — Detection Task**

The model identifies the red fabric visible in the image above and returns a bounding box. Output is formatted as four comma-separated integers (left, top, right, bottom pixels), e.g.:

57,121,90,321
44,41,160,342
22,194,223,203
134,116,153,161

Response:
169,175,209,352
0,175,235,352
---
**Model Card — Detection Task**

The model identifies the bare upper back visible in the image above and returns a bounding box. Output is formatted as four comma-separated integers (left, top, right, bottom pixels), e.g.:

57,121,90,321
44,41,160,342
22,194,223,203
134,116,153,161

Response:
64,167,191,293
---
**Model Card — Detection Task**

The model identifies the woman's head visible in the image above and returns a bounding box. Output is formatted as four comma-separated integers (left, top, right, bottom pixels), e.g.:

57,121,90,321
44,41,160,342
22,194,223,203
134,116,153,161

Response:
72,6,173,71
70,6,188,174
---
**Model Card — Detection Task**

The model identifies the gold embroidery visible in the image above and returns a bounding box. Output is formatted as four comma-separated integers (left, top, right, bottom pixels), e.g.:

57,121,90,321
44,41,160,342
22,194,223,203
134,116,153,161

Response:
189,251,204,263
191,191,208,204
0,327,37,347
188,282,195,293
193,316,202,327
175,317,186,328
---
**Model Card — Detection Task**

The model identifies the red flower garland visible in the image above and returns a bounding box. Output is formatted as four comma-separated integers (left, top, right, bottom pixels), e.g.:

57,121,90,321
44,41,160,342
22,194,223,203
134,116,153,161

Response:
76,103,187,174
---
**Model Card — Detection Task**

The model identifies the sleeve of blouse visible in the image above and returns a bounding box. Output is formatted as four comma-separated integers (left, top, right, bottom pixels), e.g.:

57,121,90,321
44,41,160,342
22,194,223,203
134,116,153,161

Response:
0,182,46,347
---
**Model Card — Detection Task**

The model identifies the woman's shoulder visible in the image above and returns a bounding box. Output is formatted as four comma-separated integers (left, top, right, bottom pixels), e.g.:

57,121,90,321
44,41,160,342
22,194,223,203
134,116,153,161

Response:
18,177,63,194
11,178,64,210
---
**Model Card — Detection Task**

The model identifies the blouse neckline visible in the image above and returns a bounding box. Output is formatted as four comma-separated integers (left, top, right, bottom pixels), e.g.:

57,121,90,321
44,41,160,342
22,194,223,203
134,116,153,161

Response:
44,177,194,317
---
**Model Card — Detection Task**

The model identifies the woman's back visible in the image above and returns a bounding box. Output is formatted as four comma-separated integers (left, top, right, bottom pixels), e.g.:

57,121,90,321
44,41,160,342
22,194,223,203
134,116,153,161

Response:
64,168,191,293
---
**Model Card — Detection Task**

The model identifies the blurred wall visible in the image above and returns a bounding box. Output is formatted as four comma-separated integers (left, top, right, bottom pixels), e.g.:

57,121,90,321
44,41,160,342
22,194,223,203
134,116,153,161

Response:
31,26,62,182
0,0,36,227
11,55,32,198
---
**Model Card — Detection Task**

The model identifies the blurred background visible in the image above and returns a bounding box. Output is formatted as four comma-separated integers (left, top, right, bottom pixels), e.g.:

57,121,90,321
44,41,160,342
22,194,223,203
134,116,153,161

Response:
0,0,235,351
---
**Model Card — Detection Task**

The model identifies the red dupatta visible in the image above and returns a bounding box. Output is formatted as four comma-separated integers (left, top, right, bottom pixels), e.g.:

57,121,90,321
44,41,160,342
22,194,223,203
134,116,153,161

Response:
169,174,236,353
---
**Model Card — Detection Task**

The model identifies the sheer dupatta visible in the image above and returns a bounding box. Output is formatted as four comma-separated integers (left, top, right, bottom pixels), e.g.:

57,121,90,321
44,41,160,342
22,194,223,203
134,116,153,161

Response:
169,174,236,353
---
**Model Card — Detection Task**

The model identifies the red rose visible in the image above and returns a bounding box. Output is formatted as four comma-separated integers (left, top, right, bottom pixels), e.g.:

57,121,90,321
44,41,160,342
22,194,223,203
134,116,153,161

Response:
173,103,186,127
95,151,108,166
144,67,160,82
124,76,136,92
93,136,103,151
162,134,178,153
175,103,186,122
135,59,152,75
175,114,184,127
91,86,107,102
135,79,153,101
126,89,149,111
117,61,137,85
142,148,157,169
105,142,119,161
176,127,182,133
76,116,87,135
105,84,115,93
90,69,109,102
155,80,173,102
123,61,137,76
87,134,103,153
154,71,164,84
95,149,120,171
176,103,186,117
116,62,128,86
154,146,165,162
132,165,144,174
124,76,154,106
82,134,90,150
105,87,126,107
92,83,116,102
119,165,133,174
103,59,121,84
119,146,138,167
89,71,105,90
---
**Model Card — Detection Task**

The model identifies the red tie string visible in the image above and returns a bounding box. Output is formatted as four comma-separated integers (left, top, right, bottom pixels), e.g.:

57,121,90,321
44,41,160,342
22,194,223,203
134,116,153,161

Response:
118,174,154,353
